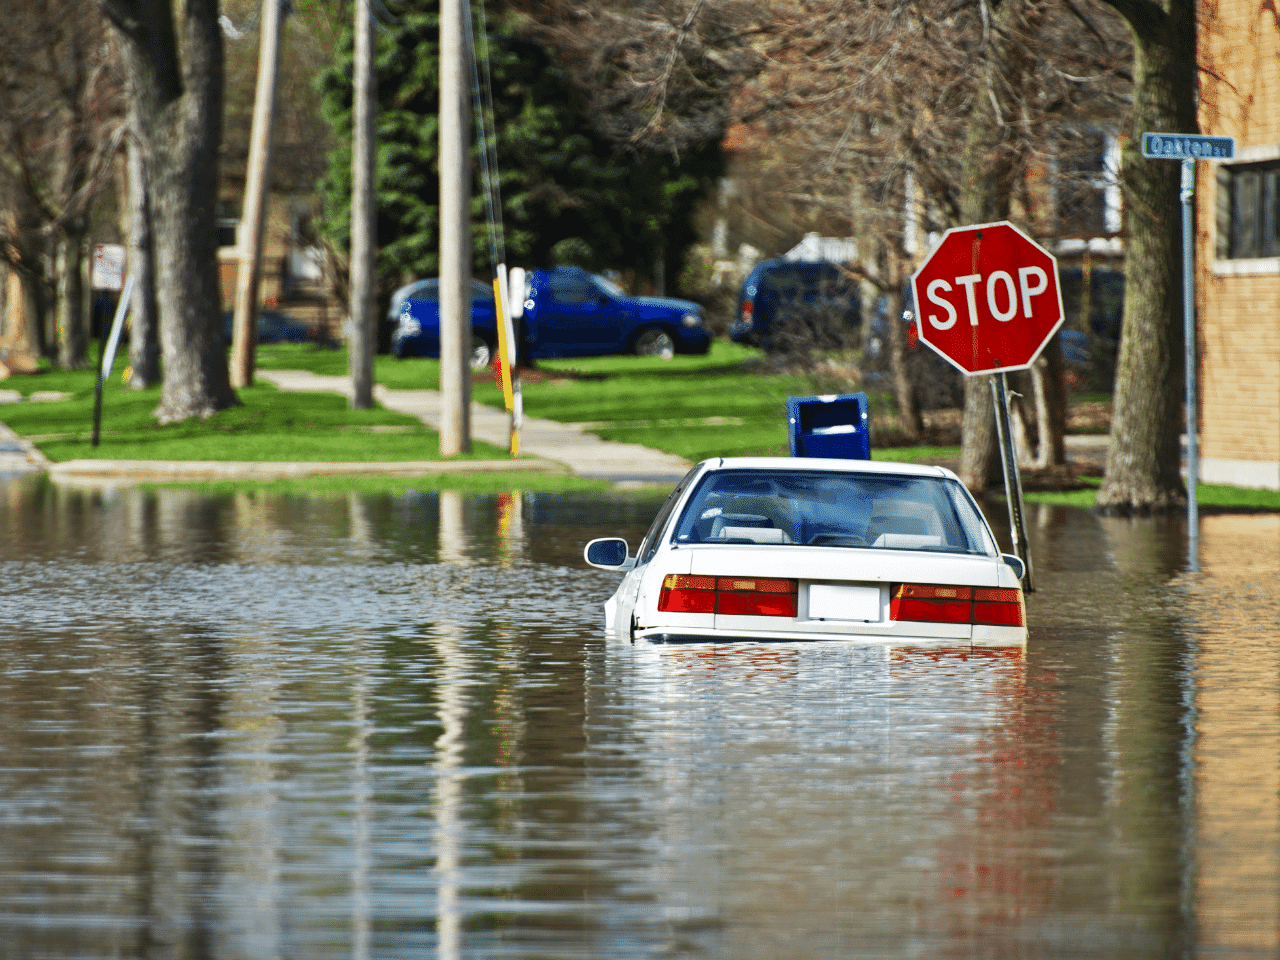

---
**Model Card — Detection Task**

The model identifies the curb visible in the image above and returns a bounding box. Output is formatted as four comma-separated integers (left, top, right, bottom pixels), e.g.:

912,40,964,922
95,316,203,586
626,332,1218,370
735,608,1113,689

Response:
46,456,567,484
0,420,52,474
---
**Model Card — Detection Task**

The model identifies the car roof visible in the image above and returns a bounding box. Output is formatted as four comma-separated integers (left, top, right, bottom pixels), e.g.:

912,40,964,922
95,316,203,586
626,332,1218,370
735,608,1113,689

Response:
697,456,958,481
391,278,492,300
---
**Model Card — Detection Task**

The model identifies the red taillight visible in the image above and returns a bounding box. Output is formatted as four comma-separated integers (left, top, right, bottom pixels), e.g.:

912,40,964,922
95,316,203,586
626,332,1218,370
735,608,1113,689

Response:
659,574,716,613
973,587,1025,627
716,577,797,617
658,574,797,617
890,584,1024,627
890,584,972,623
742,300,754,324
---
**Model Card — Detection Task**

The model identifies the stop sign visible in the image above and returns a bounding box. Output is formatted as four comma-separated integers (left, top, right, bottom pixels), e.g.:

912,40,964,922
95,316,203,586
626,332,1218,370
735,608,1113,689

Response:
910,221,1064,375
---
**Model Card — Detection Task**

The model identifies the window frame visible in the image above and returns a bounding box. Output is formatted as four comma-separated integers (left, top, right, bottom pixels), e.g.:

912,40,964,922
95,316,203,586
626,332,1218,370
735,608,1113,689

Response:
1218,160,1280,260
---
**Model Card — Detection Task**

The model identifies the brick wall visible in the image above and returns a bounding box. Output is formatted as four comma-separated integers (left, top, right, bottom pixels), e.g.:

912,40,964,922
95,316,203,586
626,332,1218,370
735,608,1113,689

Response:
1197,0,1280,488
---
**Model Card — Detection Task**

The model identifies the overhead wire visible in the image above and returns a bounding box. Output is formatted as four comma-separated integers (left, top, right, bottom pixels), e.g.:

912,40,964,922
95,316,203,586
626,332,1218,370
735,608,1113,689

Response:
465,0,505,272
464,0,521,452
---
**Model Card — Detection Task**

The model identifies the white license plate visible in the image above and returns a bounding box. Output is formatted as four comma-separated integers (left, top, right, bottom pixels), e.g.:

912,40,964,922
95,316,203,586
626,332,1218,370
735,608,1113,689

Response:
808,584,881,622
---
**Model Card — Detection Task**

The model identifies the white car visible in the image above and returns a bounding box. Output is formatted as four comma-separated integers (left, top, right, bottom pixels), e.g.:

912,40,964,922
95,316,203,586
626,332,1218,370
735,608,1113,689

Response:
584,457,1027,648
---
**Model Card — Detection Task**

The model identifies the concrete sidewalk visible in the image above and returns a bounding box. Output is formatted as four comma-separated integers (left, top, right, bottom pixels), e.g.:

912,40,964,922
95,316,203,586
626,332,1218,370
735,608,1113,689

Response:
257,369,694,484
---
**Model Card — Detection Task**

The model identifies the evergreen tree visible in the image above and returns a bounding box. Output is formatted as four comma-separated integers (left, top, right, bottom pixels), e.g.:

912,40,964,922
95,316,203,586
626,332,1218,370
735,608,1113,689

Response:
316,1,720,296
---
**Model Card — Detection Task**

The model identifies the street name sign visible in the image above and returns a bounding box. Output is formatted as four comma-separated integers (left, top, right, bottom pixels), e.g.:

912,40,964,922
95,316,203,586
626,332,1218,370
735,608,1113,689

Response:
910,221,1065,376
1141,133,1235,160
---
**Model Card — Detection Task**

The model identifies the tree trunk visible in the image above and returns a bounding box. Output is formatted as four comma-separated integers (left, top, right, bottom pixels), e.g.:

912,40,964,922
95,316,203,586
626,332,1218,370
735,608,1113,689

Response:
884,256,922,441
2,207,51,359
1095,0,1194,512
123,126,160,388
103,0,237,422
1042,332,1067,464
55,232,90,369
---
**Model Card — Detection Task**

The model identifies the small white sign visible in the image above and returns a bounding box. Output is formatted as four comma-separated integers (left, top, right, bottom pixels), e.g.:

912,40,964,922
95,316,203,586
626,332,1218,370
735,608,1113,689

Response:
92,244,125,291
808,583,881,622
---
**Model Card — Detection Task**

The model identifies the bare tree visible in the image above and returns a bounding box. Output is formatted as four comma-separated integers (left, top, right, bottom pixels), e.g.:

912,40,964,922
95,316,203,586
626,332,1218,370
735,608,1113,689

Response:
730,0,1128,472
0,1,124,367
511,0,763,156
101,0,238,421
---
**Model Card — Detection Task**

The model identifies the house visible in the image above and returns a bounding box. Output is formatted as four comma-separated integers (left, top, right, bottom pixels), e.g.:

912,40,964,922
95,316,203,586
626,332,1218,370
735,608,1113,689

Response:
1198,1,1280,490
216,191,340,337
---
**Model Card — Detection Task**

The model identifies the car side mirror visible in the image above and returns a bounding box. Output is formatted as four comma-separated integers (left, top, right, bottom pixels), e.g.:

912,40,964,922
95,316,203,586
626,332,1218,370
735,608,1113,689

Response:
585,537,635,571
1001,553,1026,582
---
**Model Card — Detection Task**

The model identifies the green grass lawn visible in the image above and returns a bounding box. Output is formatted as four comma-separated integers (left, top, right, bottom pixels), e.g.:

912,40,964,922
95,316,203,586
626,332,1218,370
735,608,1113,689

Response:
1,351,508,463
1015,477,1280,511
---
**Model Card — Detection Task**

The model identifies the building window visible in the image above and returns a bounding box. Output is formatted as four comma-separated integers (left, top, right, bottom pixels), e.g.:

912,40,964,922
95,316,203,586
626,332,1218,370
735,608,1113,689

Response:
216,199,240,249
1217,161,1280,259
1057,130,1119,237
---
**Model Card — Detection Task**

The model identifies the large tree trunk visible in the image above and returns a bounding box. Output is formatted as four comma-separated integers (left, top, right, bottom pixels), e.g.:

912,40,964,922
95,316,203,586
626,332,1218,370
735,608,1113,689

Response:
123,125,161,388
1095,0,1194,513
54,103,94,370
2,207,52,359
102,0,237,422
55,232,90,369
883,250,922,441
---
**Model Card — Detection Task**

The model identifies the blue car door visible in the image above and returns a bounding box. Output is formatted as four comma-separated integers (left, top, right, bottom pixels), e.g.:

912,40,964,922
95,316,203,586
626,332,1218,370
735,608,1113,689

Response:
530,269,631,356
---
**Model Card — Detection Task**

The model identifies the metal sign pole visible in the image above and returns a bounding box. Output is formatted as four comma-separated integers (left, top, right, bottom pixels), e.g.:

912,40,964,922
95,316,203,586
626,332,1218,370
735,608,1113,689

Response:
92,275,133,448
1141,132,1235,573
1180,158,1200,573
991,372,1034,591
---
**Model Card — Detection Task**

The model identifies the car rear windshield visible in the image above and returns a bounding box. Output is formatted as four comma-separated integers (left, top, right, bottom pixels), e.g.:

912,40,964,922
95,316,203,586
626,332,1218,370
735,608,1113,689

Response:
670,468,994,554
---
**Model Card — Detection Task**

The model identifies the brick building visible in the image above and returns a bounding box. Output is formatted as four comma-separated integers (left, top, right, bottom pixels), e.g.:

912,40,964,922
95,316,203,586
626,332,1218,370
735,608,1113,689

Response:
1198,0,1280,490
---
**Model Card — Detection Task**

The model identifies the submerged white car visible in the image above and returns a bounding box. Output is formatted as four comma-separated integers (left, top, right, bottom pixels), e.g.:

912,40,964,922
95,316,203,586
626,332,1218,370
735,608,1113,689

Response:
585,457,1027,648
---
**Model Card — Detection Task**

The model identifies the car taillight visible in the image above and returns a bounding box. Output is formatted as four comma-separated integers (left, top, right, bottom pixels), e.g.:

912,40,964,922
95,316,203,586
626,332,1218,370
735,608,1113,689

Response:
659,574,716,613
972,587,1025,626
890,584,1024,627
659,575,797,617
716,577,797,617
890,584,972,623
742,300,754,326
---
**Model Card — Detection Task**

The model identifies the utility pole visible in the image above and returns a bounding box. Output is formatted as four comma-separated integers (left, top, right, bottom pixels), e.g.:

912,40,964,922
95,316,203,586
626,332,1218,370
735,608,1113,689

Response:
438,0,471,454
348,0,377,409
230,0,285,389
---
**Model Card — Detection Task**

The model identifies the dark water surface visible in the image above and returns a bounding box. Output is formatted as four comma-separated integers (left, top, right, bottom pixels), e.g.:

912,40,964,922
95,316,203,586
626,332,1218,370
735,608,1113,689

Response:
1,476,1277,959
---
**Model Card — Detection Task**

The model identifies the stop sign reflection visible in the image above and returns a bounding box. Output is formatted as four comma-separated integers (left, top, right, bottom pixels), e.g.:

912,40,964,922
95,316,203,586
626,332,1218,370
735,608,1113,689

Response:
910,221,1064,375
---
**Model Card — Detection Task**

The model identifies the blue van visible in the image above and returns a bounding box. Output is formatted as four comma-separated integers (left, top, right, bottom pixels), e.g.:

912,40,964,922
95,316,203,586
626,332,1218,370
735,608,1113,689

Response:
730,260,862,351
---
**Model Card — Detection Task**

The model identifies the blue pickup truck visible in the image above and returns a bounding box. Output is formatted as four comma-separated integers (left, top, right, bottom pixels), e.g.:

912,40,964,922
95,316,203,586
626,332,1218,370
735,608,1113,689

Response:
389,266,711,366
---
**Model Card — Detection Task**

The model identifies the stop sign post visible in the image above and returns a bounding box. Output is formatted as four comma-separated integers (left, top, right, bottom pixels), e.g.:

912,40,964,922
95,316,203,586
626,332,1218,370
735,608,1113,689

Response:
910,221,1062,590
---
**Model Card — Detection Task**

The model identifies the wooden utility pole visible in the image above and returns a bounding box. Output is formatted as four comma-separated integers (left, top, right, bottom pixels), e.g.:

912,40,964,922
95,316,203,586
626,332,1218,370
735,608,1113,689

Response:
348,0,377,409
230,0,285,389
438,0,471,454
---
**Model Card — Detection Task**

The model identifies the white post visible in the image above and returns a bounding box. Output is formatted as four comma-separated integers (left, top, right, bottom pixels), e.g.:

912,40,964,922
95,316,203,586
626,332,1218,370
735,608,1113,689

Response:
439,0,471,455
230,0,284,389
348,0,377,409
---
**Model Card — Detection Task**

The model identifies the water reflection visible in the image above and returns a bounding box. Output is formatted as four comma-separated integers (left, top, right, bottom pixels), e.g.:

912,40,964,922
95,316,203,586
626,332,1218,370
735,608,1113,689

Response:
0,476,1277,957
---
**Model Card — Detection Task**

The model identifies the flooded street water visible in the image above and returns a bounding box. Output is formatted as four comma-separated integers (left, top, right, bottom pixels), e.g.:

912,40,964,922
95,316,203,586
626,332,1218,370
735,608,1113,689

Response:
1,475,1277,959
